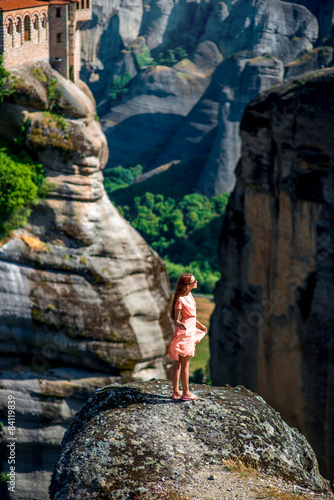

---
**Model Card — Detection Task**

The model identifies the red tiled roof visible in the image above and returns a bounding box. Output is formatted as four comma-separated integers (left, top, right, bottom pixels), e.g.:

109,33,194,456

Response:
0,0,70,11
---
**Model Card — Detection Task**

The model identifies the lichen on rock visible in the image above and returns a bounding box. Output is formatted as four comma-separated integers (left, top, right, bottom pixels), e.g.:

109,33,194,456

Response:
49,379,331,499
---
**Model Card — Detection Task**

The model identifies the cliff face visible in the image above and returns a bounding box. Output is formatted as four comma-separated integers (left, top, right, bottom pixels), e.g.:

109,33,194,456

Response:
284,0,334,43
0,62,172,500
79,0,329,194
0,63,171,379
49,379,331,499
209,68,334,480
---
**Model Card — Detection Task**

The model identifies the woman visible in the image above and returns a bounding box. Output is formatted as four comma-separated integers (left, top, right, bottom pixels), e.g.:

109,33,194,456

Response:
168,273,207,401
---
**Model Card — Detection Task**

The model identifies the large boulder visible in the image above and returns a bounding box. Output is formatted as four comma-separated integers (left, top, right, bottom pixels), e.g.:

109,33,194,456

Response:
101,56,217,168
210,68,334,480
49,379,331,499
284,0,334,43
0,64,171,379
203,0,318,62
0,63,172,500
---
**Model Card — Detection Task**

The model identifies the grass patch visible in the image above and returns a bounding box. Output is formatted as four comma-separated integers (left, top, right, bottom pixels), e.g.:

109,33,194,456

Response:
222,459,312,499
30,67,47,83
29,112,74,160
48,76,62,111
255,486,309,499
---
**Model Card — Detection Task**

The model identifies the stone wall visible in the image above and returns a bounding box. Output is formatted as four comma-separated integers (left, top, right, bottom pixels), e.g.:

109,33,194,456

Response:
1,5,49,69
68,0,92,82
49,4,68,79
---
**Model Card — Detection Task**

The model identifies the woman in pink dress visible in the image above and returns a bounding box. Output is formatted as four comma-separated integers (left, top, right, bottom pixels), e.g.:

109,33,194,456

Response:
168,273,207,401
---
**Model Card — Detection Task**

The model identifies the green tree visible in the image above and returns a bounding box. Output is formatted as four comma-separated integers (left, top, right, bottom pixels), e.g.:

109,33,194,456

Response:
135,47,155,68
156,47,188,67
112,191,230,292
109,73,133,102
0,144,47,237
104,164,142,192
105,164,231,294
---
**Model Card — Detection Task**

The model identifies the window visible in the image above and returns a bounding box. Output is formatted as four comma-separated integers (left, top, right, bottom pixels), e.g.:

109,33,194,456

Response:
76,1,79,9
56,7,61,18
24,15,31,41
81,0,84,9
33,14,39,30
56,33,62,43
7,19,13,36
87,0,89,8
41,14,47,29
16,18,21,33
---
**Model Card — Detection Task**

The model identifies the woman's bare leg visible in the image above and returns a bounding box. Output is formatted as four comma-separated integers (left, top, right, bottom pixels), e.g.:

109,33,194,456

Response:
180,355,194,398
172,360,181,397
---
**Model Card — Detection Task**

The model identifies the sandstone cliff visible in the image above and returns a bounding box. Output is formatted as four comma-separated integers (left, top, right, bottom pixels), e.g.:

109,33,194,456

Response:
0,62,172,500
49,379,332,499
79,0,332,195
209,68,334,481
284,0,334,43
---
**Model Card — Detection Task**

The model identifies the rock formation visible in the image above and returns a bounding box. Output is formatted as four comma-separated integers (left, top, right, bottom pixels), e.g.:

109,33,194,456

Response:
49,379,331,499
0,369,119,500
209,68,334,481
79,0,331,194
285,46,333,80
0,62,172,500
284,0,334,43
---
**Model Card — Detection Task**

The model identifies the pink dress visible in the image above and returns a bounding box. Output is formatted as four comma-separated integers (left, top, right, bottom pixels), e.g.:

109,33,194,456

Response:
168,293,206,361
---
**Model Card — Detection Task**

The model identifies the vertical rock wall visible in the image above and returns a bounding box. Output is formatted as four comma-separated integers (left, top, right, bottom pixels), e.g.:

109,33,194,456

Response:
210,68,334,479
0,63,172,500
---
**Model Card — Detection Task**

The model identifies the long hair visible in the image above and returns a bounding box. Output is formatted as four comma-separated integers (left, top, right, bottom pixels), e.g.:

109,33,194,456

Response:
170,273,193,319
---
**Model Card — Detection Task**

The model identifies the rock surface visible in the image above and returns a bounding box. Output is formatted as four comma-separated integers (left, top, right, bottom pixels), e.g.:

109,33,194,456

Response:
0,369,120,500
49,379,332,499
101,57,216,168
0,63,172,378
80,0,325,193
0,62,172,500
285,46,334,80
284,0,334,43
210,68,334,481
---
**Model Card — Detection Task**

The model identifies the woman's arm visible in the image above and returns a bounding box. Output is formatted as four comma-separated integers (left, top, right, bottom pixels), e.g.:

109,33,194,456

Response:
196,320,207,332
174,309,186,330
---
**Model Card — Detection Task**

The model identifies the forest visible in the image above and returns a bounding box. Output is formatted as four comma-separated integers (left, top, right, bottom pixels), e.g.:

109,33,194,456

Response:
103,164,231,292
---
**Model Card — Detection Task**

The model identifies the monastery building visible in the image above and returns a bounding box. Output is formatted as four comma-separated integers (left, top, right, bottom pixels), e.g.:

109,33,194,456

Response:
0,0,91,82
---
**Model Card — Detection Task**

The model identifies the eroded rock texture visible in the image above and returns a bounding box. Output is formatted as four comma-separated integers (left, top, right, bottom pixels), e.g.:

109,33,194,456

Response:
210,68,334,480
0,63,172,500
79,0,327,194
284,0,334,43
49,379,331,499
